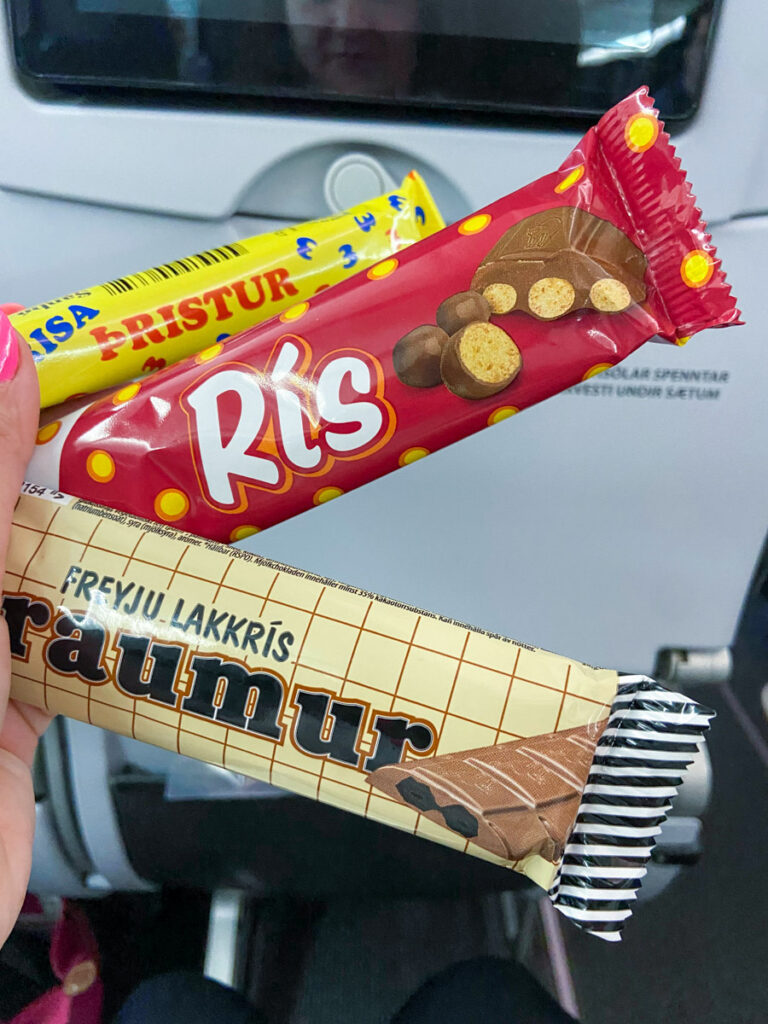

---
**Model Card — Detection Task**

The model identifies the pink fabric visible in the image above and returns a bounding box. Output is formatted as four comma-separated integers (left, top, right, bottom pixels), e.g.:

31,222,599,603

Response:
6,903,103,1024
18,895,43,917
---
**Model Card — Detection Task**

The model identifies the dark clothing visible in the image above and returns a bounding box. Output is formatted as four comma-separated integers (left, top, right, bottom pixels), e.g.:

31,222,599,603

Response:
114,958,576,1023
114,971,266,1024
393,958,576,1023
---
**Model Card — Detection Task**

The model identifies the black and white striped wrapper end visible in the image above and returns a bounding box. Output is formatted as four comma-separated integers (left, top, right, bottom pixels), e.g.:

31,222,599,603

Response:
548,675,715,942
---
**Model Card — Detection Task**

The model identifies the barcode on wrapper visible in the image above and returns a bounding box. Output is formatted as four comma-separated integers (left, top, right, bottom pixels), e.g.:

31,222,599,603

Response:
102,243,249,296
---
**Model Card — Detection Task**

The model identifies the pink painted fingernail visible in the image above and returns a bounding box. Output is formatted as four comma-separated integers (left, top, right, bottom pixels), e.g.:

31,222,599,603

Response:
0,310,20,382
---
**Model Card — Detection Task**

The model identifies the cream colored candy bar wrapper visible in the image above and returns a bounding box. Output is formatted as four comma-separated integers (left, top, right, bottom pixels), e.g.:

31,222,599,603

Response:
5,484,714,940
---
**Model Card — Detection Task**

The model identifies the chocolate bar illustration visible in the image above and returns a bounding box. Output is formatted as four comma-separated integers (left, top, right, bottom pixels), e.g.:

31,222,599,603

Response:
367,721,606,863
471,208,648,320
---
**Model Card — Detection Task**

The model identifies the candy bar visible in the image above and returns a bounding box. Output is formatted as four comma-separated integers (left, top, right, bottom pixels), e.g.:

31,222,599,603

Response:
14,172,444,408
5,484,715,941
367,721,605,863
27,90,741,541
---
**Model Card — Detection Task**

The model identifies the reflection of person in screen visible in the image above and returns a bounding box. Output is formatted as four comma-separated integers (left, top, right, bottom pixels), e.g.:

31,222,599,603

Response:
203,0,580,110
283,0,419,97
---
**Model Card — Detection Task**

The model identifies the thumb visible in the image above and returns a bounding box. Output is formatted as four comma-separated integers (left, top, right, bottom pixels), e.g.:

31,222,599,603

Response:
0,312,39,575
0,311,43,947
0,311,46,761
0,310,46,753
0,310,42,741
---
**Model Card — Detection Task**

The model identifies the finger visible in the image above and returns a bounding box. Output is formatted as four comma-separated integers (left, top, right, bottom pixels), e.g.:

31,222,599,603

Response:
0,313,42,946
0,746,36,945
0,317,50,758
0,315,41,741
0,313,39,570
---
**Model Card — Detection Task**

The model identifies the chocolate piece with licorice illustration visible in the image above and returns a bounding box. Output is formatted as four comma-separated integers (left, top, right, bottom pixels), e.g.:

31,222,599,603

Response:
367,721,606,863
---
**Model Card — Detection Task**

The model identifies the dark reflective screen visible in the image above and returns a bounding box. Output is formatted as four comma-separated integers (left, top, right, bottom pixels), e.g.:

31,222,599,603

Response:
9,0,720,122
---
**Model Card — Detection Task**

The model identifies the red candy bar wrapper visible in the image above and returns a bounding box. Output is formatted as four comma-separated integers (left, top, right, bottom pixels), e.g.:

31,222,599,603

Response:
29,90,740,539
7,485,715,941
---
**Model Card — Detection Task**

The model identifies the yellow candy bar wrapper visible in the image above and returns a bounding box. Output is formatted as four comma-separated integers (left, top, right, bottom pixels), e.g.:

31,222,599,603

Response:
6,485,714,941
14,172,443,408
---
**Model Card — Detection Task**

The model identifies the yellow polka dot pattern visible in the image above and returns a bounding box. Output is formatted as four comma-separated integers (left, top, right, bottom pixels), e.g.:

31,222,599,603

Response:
554,165,585,194
230,525,261,541
487,407,519,426
113,383,141,405
36,421,61,445
399,447,430,467
314,486,344,505
154,488,190,522
680,250,714,289
86,450,115,483
280,302,310,322
458,214,492,236
625,113,659,153
195,343,223,364
367,259,398,280
582,363,614,381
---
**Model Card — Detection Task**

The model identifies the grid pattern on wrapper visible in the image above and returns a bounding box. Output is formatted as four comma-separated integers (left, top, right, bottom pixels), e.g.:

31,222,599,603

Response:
6,492,619,888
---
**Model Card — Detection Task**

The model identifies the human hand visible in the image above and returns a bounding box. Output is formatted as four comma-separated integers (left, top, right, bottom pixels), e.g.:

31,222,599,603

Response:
0,308,53,947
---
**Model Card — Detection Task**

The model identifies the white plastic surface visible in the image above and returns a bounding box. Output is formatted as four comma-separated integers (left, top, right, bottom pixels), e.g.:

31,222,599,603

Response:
3,3,768,223
30,802,93,898
63,719,155,891
323,154,396,214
